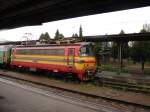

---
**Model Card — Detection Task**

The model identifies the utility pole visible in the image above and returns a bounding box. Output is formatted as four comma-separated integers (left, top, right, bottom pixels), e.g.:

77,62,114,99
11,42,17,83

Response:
22,33,33,45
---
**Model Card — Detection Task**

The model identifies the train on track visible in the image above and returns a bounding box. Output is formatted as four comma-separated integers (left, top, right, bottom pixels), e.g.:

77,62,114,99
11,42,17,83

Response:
0,42,97,80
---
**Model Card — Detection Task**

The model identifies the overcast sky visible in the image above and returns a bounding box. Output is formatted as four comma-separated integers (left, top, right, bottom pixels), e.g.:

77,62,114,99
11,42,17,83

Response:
0,6,150,41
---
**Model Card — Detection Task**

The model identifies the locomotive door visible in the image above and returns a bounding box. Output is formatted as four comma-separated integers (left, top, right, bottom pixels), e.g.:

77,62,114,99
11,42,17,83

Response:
68,48,75,66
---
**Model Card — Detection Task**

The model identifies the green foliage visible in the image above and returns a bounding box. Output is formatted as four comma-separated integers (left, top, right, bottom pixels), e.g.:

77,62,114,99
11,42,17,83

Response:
130,41,150,71
94,42,102,54
94,42,102,66
39,33,45,40
131,41,150,62
111,30,129,60
111,42,118,59
54,29,60,40
119,30,129,59
54,29,64,40
59,34,64,39
130,24,150,71
72,33,78,37
39,32,51,41
72,25,83,38
79,25,83,38
44,32,51,40
140,24,150,33
121,42,129,59
119,29,125,35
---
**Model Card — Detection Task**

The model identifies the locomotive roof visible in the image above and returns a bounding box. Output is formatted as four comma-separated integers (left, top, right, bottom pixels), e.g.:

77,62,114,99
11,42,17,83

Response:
12,42,92,48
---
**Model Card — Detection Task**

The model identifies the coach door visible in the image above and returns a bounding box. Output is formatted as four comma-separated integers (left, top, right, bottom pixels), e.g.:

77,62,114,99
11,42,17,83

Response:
68,48,75,66
3,48,6,63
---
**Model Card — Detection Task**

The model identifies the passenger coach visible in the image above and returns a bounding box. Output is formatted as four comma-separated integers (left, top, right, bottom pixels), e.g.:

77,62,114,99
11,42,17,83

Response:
10,43,96,80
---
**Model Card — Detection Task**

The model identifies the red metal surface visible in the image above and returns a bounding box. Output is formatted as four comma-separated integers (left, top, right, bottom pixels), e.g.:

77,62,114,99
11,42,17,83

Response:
83,60,96,63
10,61,84,79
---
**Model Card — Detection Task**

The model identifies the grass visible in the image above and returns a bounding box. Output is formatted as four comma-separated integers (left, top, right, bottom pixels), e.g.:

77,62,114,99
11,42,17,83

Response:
99,61,150,75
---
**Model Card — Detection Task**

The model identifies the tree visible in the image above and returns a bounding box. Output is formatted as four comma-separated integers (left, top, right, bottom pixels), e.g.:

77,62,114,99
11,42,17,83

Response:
130,24,150,72
119,30,129,68
59,34,64,39
72,33,78,37
39,33,45,40
72,34,75,37
111,30,129,61
141,24,150,32
111,42,118,61
44,32,51,40
131,41,150,72
110,30,129,71
54,29,64,40
54,29,60,40
39,32,51,41
119,29,125,35
74,33,78,37
94,42,102,66
79,25,83,38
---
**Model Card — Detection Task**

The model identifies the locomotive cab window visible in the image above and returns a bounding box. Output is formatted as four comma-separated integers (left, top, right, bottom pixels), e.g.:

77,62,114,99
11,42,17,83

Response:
80,45,94,56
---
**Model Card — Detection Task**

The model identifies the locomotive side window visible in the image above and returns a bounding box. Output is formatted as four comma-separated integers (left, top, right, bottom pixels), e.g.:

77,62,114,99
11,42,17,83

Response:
80,45,94,56
16,49,64,56
47,49,64,55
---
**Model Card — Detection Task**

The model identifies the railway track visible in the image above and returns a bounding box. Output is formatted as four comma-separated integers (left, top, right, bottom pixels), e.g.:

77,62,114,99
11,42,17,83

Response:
0,72,150,110
93,77,150,93
2,68,150,94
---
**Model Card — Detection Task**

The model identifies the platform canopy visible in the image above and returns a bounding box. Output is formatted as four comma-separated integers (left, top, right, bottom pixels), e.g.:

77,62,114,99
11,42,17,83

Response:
1,0,150,29
82,33,150,42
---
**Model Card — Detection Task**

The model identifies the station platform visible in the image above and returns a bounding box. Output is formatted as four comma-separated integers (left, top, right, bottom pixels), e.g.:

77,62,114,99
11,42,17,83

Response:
0,69,150,107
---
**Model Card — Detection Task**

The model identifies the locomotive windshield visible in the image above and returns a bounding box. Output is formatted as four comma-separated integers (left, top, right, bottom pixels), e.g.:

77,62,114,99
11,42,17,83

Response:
80,45,94,56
